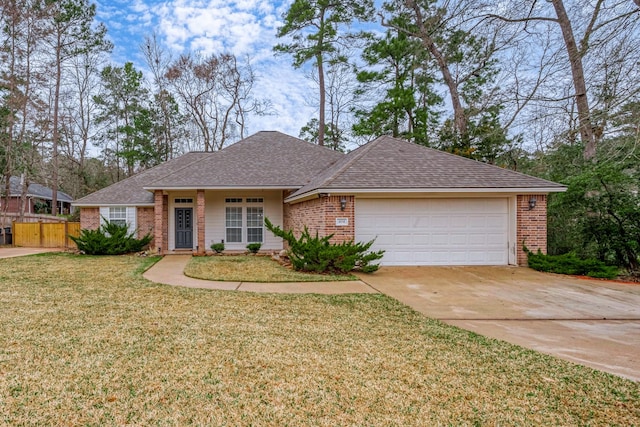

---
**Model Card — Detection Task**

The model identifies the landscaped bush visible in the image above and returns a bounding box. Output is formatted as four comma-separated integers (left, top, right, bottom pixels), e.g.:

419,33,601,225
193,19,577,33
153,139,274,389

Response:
265,218,384,274
211,242,225,253
71,220,152,255
525,247,618,279
246,242,262,254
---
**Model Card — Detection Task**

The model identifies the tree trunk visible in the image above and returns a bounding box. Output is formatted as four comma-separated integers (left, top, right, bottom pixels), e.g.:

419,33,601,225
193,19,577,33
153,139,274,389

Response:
550,0,596,160
406,0,467,139
317,52,326,147
51,37,62,216
19,173,28,221
314,6,328,147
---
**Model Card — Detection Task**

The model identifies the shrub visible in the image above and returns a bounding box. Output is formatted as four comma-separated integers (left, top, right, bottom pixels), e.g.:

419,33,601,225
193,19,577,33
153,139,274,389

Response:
525,247,618,279
71,220,152,255
246,242,262,254
211,242,225,253
265,217,384,274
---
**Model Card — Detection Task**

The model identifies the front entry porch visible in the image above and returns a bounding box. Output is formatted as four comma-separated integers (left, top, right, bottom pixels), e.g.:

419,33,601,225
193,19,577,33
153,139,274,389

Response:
153,189,286,254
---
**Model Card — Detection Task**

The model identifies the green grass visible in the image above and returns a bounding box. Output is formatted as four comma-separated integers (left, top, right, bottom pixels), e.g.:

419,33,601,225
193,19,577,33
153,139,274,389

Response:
0,253,639,425
185,255,357,282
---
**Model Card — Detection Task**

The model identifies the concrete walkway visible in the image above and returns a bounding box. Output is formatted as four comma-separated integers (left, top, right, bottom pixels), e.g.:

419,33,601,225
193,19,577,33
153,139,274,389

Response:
143,255,378,294
143,256,640,381
0,247,61,258
358,266,640,382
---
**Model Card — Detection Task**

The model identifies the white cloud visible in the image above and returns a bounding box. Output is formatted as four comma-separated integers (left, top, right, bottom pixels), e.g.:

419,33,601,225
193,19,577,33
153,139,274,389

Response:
96,0,317,138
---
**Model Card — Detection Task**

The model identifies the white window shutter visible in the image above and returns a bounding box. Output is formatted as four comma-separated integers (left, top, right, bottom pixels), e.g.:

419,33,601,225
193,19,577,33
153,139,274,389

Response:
99,207,109,226
126,207,137,231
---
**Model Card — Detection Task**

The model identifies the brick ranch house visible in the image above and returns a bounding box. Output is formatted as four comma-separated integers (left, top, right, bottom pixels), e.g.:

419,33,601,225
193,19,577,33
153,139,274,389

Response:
73,131,566,266
2,176,74,215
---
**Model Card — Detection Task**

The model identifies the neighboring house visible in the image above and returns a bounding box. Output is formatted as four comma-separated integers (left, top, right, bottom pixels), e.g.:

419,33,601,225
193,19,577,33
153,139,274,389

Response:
73,131,566,266
1,176,74,215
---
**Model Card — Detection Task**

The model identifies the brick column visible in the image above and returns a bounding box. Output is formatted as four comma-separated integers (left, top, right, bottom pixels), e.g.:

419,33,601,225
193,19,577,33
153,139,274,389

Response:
154,190,168,254
196,189,205,254
324,195,355,243
517,194,548,266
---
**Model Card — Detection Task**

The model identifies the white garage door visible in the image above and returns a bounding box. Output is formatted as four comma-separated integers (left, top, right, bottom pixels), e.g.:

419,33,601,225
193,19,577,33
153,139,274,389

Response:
355,198,509,266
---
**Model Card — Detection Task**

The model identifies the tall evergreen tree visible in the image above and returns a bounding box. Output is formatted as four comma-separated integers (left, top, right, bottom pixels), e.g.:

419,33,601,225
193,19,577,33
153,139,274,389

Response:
353,27,442,145
94,62,153,178
43,0,110,213
275,0,374,147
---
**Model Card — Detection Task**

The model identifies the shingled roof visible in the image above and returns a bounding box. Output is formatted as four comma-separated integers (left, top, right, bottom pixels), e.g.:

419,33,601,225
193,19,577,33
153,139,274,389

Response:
74,132,344,206
286,135,565,201
144,131,344,189
73,152,209,206
74,132,565,207
7,176,73,202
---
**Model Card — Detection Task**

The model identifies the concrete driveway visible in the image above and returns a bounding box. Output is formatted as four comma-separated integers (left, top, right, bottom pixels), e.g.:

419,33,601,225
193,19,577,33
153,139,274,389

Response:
0,247,61,258
358,266,640,382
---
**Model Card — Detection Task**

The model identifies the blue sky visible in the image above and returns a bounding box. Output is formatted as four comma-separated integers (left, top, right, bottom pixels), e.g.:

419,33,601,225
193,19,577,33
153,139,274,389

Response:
93,0,318,138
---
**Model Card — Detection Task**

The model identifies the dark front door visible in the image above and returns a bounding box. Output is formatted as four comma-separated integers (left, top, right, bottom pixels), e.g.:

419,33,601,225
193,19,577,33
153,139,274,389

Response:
175,208,193,249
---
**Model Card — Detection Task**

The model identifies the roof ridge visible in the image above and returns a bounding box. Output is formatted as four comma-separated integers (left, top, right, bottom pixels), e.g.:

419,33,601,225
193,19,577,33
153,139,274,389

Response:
317,137,384,188
147,152,214,184
74,152,210,204
222,130,344,155
383,135,562,187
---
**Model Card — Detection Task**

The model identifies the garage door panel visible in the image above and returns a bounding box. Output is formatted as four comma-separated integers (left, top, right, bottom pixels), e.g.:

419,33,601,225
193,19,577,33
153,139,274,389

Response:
356,198,509,266
431,233,450,245
393,233,413,245
412,234,431,245
431,216,450,227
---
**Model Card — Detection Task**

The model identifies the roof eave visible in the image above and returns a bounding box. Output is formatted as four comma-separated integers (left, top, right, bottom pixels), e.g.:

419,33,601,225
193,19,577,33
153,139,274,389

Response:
142,185,302,191
72,202,155,207
285,186,568,203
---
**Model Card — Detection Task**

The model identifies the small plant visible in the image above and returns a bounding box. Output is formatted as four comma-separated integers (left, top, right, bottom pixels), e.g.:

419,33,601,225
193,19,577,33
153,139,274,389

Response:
211,242,225,253
71,219,152,255
524,246,618,280
246,242,262,254
264,217,384,274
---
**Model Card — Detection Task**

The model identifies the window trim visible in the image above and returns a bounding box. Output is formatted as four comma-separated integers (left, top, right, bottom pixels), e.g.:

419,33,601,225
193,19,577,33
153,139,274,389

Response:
108,206,127,226
100,206,136,231
225,206,243,243
224,197,264,245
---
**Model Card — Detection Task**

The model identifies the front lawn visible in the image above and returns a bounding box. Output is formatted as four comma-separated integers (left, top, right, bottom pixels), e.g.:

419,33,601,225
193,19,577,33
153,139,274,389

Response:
185,255,357,282
1,253,638,425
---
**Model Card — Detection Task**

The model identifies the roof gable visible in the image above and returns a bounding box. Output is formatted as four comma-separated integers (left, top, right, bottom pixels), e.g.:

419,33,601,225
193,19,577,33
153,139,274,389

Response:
73,152,209,206
74,132,344,206
288,135,565,200
144,131,344,189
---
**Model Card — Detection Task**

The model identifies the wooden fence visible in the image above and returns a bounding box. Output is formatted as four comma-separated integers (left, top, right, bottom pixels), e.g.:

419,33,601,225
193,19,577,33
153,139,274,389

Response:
12,221,81,248
1,212,71,226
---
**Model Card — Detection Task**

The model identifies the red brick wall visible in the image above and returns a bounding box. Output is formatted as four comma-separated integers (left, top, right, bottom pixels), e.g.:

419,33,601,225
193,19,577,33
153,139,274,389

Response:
80,207,100,230
154,191,168,253
4,197,35,214
517,194,548,266
284,195,355,243
323,195,355,243
137,207,155,245
196,189,205,254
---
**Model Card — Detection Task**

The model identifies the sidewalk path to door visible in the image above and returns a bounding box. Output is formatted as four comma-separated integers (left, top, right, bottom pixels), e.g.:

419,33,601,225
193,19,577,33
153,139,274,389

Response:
143,255,378,294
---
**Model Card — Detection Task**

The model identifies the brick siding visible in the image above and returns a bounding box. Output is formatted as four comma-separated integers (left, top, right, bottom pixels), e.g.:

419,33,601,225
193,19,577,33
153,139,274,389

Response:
517,194,547,266
154,190,168,253
196,189,205,254
283,195,355,243
80,207,100,230
137,207,155,246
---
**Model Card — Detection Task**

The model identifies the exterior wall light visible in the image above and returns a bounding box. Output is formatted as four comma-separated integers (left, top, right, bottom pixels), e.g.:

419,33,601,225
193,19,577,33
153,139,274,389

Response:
340,197,347,211
528,197,537,210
